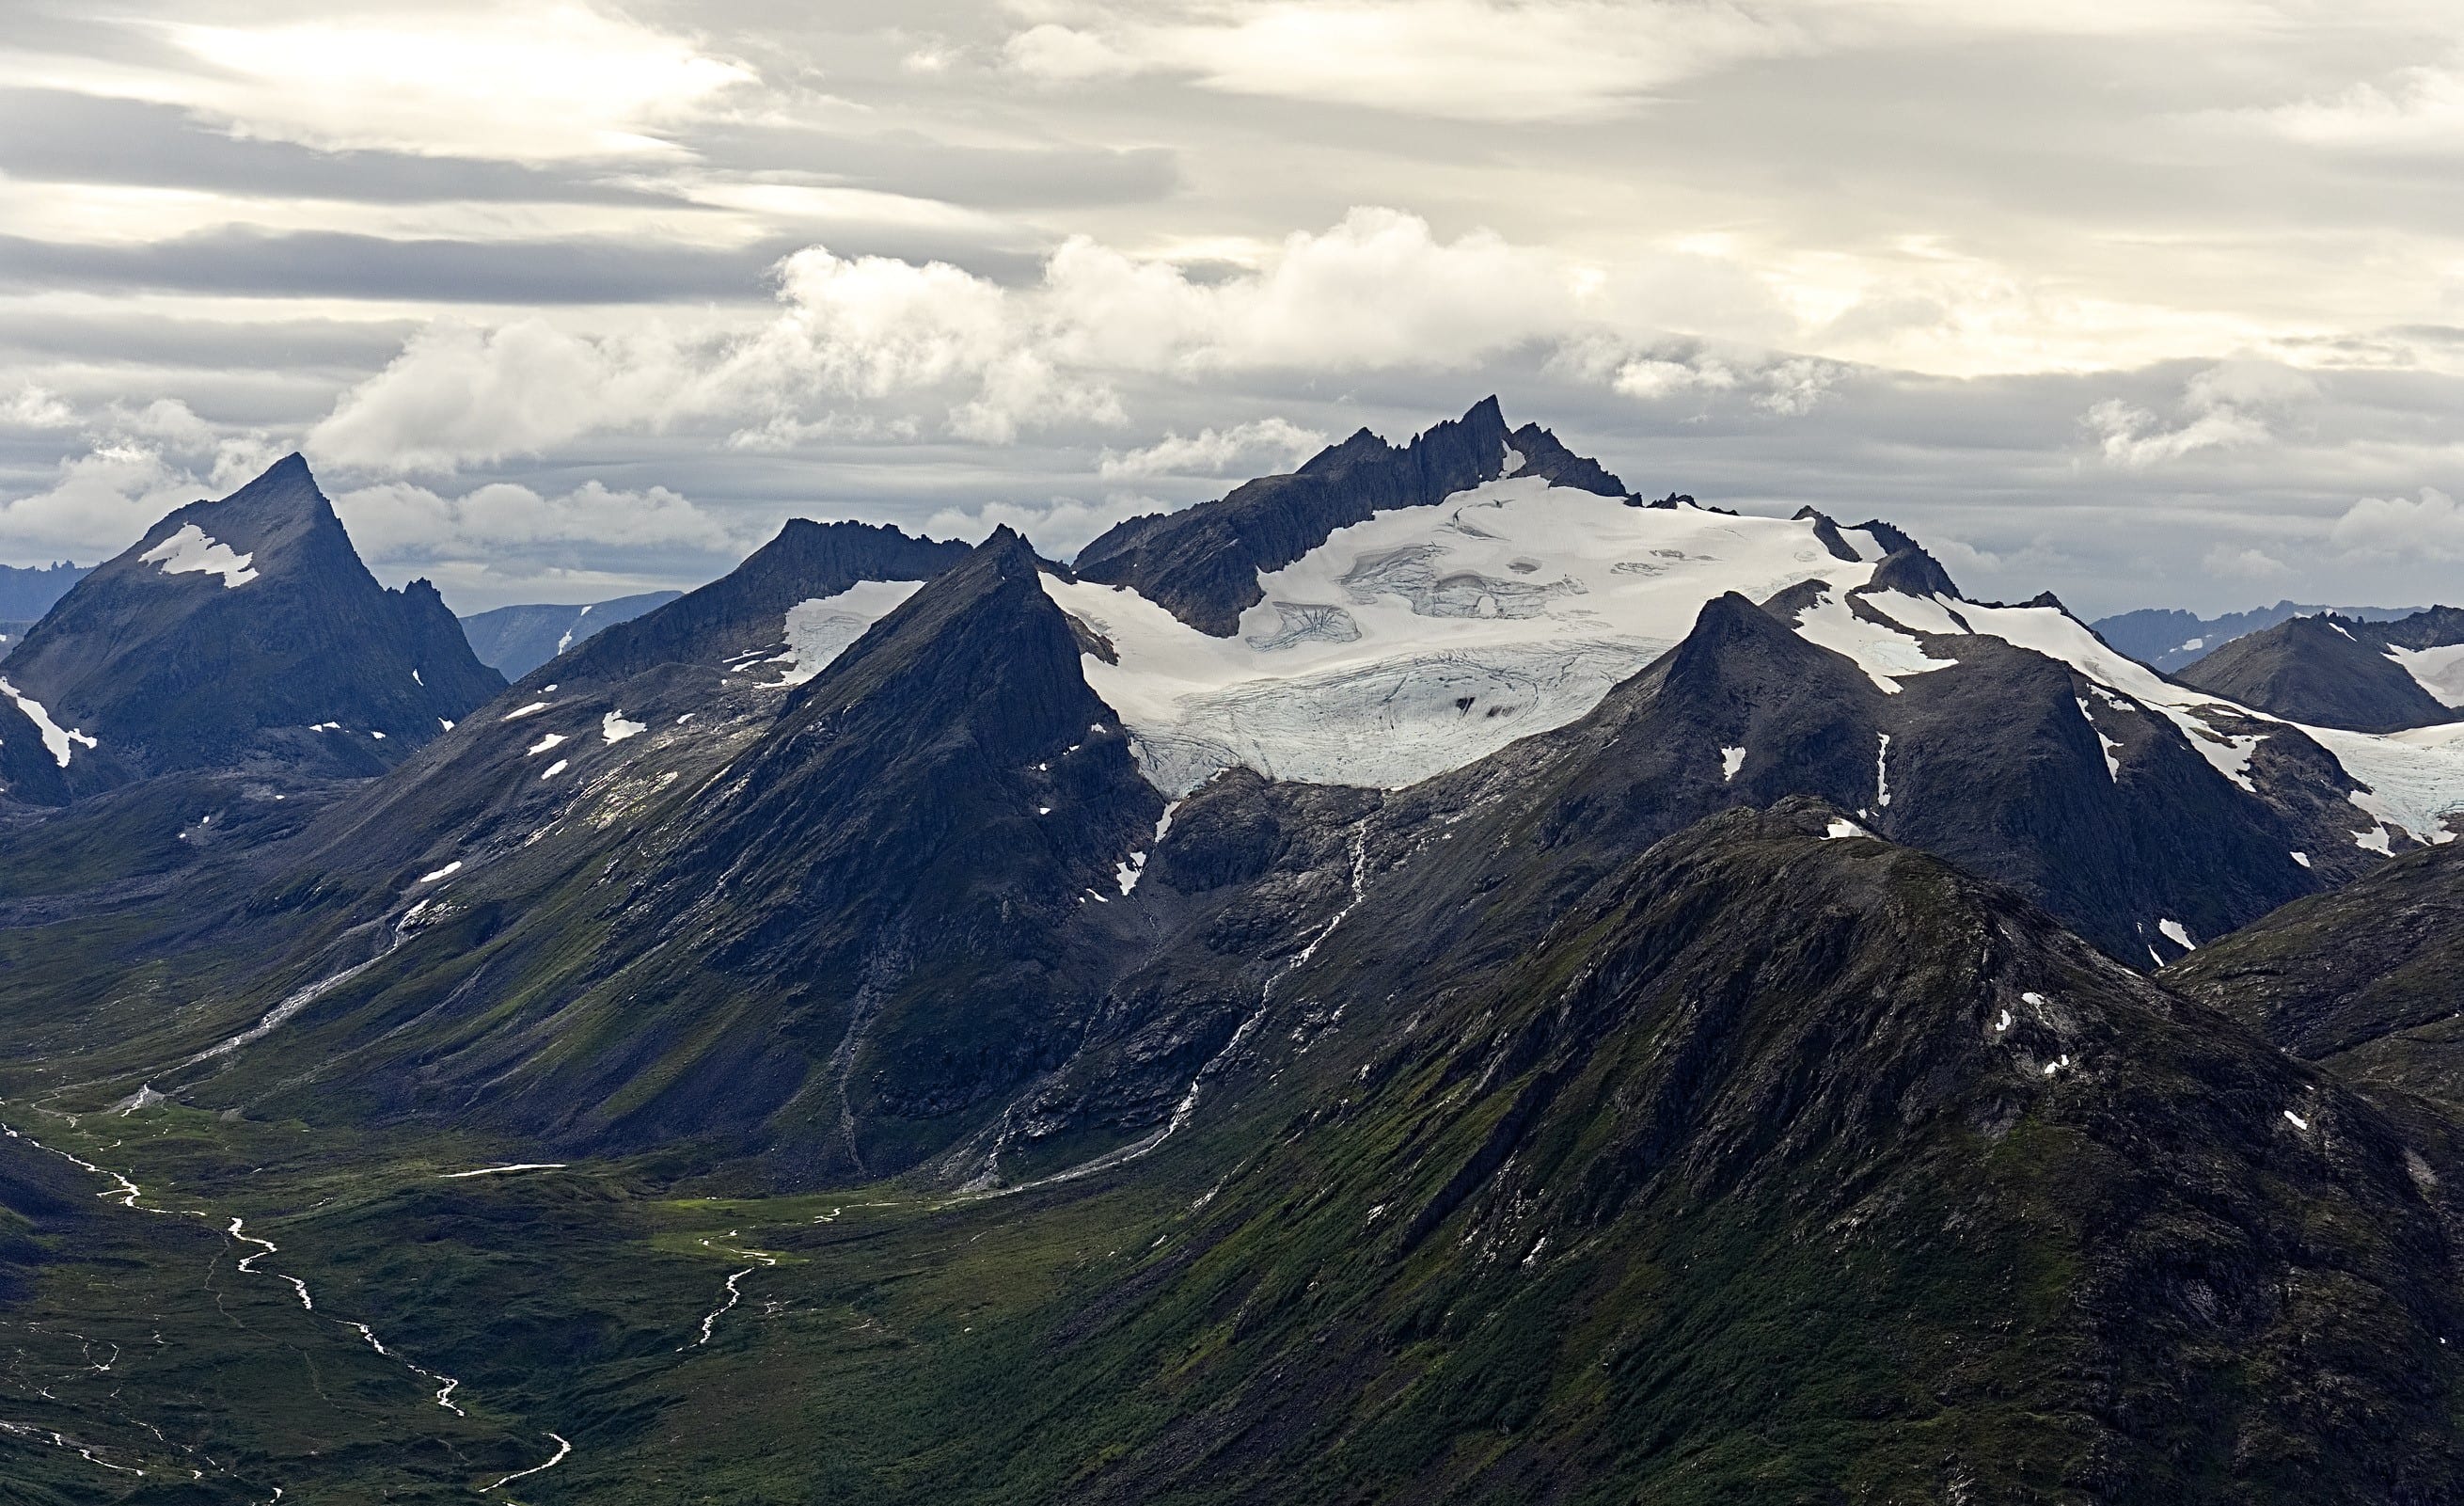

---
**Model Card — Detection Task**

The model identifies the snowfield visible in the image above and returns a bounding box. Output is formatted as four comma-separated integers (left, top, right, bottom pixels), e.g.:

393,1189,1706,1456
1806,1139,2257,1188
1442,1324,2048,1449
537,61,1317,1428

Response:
776,579,925,686
1037,468,2464,844
1044,474,1883,794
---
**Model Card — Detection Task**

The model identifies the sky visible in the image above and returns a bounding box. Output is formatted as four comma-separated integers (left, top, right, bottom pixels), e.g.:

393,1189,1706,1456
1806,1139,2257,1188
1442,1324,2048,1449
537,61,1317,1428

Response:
0,0,2460,616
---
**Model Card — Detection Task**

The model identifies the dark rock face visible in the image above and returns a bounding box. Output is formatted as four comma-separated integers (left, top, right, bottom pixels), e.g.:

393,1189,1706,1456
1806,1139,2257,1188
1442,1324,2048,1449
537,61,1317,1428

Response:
1074,397,1524,635
0,454,502,799
1350,584,2347,972
538,518,969,690
2177,610,2464,732
458,591,685,679
183,529,1162,1182
2165,838,2464,1110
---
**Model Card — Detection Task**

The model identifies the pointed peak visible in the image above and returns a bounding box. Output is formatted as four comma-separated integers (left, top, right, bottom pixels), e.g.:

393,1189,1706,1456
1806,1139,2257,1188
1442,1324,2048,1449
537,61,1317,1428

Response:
1508,420,1630,499
1863,546,1963,601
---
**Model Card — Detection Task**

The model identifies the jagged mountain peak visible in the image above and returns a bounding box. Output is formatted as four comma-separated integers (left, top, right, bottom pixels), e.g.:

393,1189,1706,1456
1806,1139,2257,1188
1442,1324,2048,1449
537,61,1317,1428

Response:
528,515,971,692
0,454,501,798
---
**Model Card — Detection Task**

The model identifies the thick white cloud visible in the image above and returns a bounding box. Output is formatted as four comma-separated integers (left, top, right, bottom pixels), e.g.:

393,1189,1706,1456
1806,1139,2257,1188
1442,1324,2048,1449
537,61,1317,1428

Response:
2260,59,2464,152
1003,2,1803,122
2081,360,2316,468
23,4,755,163
335,477,737,560
2331,486,2464,561
2203,542,2293,581
310,208,1821,469
1098,418,1328,480
310,320,703,472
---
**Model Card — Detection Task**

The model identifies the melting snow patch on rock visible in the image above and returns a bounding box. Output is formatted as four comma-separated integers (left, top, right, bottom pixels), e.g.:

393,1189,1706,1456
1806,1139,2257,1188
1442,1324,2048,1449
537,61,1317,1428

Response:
504,701,551,721
2284,1109,2310,1130
1823,817,1867,841
541,758,568,780
138,523,258,587
2157,918,2195,950
601,711,646,743
1721,745,1745,782
0,677,96,767
775,579,926,686
527,732,567,756
418,861,462,883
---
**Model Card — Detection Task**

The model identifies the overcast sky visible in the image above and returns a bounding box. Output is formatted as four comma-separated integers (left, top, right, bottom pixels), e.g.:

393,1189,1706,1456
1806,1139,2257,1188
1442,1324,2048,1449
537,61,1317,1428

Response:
1,0,2459,615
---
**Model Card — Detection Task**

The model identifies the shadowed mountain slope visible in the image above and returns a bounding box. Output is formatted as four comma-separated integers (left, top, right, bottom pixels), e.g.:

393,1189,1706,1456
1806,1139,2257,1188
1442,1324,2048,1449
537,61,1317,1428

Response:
0,454,501,798
2178,610,2464,732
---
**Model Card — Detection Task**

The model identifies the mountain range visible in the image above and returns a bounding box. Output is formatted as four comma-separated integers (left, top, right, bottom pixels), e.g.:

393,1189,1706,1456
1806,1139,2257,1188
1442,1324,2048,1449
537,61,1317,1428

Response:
2092,599,2425,673
3,404,2463,1501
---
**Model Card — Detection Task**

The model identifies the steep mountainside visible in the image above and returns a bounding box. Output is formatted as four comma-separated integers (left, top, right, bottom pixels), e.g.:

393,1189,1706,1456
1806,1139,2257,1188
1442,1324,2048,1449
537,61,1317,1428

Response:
996,801,2464,1504
2179,609,2464,732
535,518,968,693
2165,838,2464,1110
458,590,685,678
2094,599,2423,673
0,454,502,799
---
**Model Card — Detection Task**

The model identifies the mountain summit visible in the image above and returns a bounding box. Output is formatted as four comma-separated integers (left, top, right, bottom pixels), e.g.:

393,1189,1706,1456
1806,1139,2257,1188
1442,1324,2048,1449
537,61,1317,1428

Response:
0,453,502,801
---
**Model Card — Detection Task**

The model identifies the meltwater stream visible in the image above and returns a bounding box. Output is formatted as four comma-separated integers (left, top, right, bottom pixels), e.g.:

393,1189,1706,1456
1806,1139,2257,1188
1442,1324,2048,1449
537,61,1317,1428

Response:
0,1117,554,1490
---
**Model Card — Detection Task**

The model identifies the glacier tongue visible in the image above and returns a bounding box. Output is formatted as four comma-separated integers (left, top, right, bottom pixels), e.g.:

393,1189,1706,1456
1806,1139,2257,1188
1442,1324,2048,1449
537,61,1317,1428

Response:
1046,475,1875,795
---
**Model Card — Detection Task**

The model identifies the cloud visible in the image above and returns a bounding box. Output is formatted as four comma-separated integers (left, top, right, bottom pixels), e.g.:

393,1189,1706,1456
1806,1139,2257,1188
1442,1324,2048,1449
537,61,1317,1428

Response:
0,387,76,429
1097,418,1329,479
33,4,756,164
2082,359,2315,468
0,442,209,562
2258,59,2464,152
2202,542,2292,581
311,319,703,471
333,477,737,562
2330,486,2464,561
1002,2,1806,122
311,208,1645,468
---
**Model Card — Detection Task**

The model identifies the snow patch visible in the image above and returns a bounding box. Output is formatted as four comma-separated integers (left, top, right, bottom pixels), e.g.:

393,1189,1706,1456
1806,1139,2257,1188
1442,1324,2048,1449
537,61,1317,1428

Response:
138,523,258,587
2290,850,2311,868
2077,698,2123,781
541,758,567,779
1823,816,1867,840
601,710,646,743
2157,917,2195,950
1874,731,1893,808
1790,586,1959,693
0,678,96,767
1720,745,1745,782
418,861,462,883
2387,643,2464,708
2283,1109,2310,1130
1115,849,1148,896
503,701,550,721
526,732,567,756
775,579,926,685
